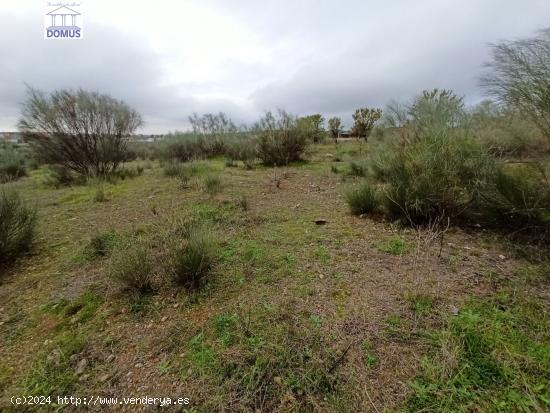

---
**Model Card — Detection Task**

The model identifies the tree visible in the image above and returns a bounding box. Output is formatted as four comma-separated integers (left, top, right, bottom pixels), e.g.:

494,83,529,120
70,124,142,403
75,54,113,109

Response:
297,114,325,143
328,117,342,143
351,108,382,141
19,88,142,177
480,28,550,140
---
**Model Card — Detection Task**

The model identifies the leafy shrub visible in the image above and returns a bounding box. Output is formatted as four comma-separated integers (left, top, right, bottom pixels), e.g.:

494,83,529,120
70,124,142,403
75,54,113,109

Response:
172,229,216,288
0,189,36,265
109,241,154,293
257,110,308,166
346,183,378,215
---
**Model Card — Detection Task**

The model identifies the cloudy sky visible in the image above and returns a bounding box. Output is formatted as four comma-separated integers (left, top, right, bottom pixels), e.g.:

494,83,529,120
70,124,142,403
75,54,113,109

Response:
1,0,549,133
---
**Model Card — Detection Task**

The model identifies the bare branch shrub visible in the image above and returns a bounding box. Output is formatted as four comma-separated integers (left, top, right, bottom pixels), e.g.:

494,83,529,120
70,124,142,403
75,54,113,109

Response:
18,87,142,177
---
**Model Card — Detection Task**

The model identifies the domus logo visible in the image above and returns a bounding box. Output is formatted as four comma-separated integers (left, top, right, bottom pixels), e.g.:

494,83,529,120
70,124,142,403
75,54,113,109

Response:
44,2,83,39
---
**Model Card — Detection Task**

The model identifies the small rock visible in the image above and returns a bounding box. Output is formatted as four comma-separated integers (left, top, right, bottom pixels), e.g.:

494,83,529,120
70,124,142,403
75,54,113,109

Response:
135,362,143,368
273,376,283,385
450,305,459,316
106,354,115,363
173,303,179,308
161,316,168,322
498,254,506,260
99,373,110,382
318,273,324,279
75,358,88,375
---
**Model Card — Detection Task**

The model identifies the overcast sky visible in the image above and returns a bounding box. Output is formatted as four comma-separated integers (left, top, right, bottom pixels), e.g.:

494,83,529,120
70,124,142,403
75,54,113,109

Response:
1,0,550,133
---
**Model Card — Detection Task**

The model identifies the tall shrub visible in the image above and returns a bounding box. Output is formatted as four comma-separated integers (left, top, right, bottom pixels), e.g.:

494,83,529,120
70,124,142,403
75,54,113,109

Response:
18,88,142,177
0,189,36,265
257,110,308,166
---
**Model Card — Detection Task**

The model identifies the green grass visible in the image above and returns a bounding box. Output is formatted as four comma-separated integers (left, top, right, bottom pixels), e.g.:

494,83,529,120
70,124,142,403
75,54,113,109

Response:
406,264,550,412
377,235,410,255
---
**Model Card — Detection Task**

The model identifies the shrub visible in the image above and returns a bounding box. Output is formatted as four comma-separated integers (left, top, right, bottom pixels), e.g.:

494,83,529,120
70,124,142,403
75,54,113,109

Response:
45,165,78,187
163,161,186,177
349,161,367,177
203,175,222,196
346,183,378,215
257,110,308,166
109,241,153,293
172,229,216,288
0,189,36,265
224,139,257,168
19,88,142,177
409,89,466,135
478,165,550,235
373,130,494,224
481,28,550,140
0,148,27,182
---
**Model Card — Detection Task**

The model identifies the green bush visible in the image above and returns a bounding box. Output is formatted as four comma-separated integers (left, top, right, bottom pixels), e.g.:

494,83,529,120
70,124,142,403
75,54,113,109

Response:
172,229,216,288
0,148,27,182
348,161,367,177
0,189,36,265
108,241,154,293
225,139,257,168
372,130,494,224
479,165,550,235
346,183,378,215
257,111,308,166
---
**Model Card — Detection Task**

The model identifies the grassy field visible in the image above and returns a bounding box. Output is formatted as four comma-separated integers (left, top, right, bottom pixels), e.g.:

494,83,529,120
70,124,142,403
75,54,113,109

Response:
1,141,549,412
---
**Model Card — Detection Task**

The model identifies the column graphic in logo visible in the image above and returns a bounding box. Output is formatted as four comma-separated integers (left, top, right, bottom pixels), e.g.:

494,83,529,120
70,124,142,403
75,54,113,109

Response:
44,3,83,39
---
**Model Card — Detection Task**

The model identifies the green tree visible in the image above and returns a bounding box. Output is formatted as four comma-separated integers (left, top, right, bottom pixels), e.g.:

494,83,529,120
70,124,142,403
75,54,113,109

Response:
351,108,382,141
328,117,342,143
297,114,325,143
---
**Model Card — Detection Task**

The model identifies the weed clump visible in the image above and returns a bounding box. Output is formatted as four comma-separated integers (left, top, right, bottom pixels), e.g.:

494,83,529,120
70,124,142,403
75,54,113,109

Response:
346,183,378,215
172,229,216,288
0,189,36,266
83,231,119,261
108,240,154,293
203,175,222,196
